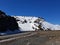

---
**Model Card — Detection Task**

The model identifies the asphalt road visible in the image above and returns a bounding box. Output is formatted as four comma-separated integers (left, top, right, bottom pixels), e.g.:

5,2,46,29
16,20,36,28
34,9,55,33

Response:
0,31,60,45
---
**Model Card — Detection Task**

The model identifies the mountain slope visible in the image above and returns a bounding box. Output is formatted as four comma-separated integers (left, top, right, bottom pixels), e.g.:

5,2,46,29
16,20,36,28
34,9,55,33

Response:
14,16,60,31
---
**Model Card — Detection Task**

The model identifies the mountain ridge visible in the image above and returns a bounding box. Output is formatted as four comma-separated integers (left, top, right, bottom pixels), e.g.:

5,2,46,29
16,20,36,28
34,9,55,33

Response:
13,16,60,31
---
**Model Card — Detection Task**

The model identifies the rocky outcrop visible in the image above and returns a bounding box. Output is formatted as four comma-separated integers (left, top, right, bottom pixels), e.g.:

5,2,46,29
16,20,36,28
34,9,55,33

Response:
0,10,19,32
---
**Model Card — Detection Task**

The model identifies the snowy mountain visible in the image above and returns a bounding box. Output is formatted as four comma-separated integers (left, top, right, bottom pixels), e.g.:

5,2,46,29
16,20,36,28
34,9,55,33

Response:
14,16,60,31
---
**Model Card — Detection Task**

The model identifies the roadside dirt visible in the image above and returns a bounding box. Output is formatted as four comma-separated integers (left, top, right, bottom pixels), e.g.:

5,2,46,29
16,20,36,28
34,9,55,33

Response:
0,31,60,45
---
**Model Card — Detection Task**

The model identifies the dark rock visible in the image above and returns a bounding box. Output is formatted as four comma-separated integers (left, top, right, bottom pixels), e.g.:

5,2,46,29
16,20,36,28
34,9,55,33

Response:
0,10,19,32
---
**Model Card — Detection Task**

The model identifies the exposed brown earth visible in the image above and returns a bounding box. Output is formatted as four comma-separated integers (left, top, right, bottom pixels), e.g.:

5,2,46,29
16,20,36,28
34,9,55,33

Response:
0,31,60,45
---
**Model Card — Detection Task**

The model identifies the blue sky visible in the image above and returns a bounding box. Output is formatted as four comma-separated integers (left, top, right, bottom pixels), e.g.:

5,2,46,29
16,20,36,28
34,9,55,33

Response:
0,0,60,24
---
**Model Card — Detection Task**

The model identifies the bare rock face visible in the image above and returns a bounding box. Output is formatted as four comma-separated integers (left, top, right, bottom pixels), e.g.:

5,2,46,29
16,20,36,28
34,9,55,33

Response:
0,10,19,32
